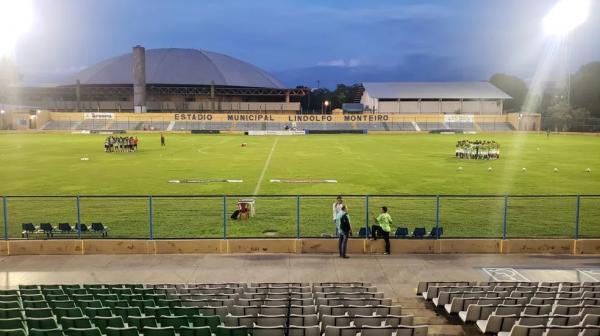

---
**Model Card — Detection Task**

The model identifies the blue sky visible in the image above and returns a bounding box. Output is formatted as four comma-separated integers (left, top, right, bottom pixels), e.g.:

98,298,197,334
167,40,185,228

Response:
14,0,600,88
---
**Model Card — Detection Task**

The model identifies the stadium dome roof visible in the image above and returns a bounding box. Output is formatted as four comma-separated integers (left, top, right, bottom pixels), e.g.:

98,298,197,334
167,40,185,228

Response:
68,48,285,88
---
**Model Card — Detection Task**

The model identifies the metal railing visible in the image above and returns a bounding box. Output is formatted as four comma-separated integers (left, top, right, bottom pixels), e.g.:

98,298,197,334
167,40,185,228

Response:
1,194,599,240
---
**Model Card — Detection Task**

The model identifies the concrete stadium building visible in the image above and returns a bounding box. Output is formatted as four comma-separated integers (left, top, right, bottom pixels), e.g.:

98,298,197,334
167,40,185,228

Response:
4,46,306,113
360,82,511,114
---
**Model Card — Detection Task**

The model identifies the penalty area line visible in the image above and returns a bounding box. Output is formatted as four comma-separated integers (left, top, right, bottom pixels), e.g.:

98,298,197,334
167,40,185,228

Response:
253,137,279,195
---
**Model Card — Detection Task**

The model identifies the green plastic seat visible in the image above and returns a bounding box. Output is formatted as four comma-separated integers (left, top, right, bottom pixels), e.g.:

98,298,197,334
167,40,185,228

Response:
127,316,157,331
40,285,62,290
0,309,22,319
22,301,49,309
104,300,129,309
29,329,65,336
66,289,89,296
123,285,144,290
96,294,119,303
53,307,84,319
83,285,104,290
64,327,103,336
19,290,42,296
71,294,94,302
157,300,181,308
130,299,154,310
60,285,81,290
60,317,93,329
144,294,168,304
26,317,60,330
142,326,176,336
92,316,124,334
0,318,25,330
121,295,143,303
216,326,248,336
46,295,70,302
19,285,39,290
179,326,212,336
171,307,200,318
0,329,27,336
110,289,133,297
83,307,112,318
0,303,20,310
25,308,54,319
0,296,19,303
133,289,154,296
76,300,102,309
42,289,65,296
105,327,140,336
159,315,189,330
49,300,76,309
87,289,110,296
0,290,18,296
191,315,221,333
143,306,171,318
112,307,141,320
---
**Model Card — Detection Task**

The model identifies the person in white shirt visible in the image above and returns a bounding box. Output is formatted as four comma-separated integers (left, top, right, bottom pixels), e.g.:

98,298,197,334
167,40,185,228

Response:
333,196,346,236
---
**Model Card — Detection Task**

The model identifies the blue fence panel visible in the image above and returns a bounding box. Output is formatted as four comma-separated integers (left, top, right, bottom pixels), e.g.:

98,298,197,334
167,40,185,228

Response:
79,196,148,238
439,196,504,238
506,196,576,238
152,196,223,238
579,196,600,238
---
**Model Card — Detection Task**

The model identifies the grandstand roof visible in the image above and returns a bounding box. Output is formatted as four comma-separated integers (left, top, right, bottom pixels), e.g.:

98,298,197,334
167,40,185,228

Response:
362,82,512,99
68,48,285,88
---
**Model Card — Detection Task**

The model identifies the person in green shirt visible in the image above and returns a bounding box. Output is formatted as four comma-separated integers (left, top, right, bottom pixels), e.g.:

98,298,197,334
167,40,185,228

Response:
371,206,392,255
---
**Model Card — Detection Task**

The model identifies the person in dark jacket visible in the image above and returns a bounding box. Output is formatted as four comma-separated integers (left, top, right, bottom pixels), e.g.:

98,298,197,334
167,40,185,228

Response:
338,206,352,259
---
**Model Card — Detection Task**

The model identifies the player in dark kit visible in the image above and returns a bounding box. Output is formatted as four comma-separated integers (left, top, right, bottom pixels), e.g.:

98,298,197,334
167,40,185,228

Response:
160,133,165,147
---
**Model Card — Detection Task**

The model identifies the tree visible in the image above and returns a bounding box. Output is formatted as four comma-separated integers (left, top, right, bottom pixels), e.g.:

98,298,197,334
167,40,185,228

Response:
571,62,600,118
489,73,528,112
545,101,591,131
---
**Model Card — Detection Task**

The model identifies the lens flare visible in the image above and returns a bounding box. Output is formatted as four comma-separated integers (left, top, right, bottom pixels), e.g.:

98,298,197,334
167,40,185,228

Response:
0,0,34,58
543,0,590,37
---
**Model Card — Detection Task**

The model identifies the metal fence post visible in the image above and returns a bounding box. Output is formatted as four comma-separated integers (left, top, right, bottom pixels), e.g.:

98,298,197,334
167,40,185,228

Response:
149,196,154,240
296,196,300,239
3,196,8,240
76,196,81,239
223,196,228,239
435,195,440,238
575,195,581,240
503,195,508,240
365,195,370,236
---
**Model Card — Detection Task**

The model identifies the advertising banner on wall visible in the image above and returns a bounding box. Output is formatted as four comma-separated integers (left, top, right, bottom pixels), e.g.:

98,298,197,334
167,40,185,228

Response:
444,114,474,123
84,112,115,120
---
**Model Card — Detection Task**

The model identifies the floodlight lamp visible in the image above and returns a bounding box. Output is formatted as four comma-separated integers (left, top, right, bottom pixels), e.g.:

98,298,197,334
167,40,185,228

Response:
0,110,5,114
543,0,590,36
324,100,330,106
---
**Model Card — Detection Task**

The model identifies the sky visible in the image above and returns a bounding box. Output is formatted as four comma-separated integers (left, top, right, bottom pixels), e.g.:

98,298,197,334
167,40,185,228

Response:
9,0,600,88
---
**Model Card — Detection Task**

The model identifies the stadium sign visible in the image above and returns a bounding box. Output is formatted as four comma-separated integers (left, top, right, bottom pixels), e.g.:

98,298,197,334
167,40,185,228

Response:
172,113,392,123
84,112,115,120
444,114,474,123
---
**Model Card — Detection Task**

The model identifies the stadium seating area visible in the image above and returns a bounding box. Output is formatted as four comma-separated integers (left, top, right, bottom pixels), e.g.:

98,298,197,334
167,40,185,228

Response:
41,120,515,133
21,223,108,239
418,281,600,336
0,282,426,336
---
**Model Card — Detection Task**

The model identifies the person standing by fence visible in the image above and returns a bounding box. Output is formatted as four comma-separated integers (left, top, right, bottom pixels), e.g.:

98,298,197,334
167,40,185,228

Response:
338,206,351,259
332,196,346,236
371,206,392,255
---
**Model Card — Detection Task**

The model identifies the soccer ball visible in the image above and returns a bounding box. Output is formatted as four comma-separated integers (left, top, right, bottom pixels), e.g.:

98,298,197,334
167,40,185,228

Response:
586,168,591,173
457,167,463,171
553,168,559,172
522,167,527,172
536,147,540,151
488,167,493,171
241,143,247,147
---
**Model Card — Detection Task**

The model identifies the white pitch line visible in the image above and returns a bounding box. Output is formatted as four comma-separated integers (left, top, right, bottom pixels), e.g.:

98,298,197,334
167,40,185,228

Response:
253,137,279,195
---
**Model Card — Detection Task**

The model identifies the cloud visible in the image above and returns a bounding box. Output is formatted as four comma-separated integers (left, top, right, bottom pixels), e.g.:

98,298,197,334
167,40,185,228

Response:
317,59,361,67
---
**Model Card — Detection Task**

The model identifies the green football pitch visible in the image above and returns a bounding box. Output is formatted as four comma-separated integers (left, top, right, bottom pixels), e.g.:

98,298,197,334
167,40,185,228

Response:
0,132,598,239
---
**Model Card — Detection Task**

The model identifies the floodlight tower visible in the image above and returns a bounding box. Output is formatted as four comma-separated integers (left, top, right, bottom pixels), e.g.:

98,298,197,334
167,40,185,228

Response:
542,0,590,106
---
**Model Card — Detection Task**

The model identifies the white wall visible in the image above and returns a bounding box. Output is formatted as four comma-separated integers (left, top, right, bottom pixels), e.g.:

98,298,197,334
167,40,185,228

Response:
462,101,480,113
482,100,501,114
378,101,398,113
400,101,419,113
441,101,461,113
